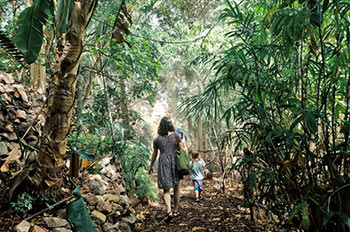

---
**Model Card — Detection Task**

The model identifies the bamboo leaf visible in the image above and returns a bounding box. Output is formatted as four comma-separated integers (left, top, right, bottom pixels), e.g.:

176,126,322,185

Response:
301,201,310,230
305,111,317,134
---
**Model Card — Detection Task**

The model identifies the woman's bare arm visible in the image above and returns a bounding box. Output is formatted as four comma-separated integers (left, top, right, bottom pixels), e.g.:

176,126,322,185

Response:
178,141,188,153
149,148,158,174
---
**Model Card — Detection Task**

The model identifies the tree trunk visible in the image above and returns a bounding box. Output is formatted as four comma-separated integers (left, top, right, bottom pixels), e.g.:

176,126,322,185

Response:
35,0,98,188
187,117,195,149
120,78,130,139
197,115,203,151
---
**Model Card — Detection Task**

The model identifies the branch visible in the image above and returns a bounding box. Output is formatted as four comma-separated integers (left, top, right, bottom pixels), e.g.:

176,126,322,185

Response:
23,196,74,222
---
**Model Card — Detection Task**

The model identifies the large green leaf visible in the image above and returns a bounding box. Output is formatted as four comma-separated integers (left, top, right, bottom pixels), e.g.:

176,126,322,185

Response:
67,187,95,232
15,0,53,64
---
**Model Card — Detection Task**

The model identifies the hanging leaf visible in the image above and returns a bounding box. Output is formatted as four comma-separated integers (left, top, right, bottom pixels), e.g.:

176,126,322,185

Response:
305,111,317,134
67,187,95,232
301,201,310,230
75,150,95,161
15,0,53,64
56,0,74,34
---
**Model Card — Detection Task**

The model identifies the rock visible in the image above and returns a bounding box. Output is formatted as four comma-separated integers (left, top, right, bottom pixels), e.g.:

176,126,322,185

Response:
122,215,137,224
116,222,132,232
117,184,126,195
32,225,47,232
91,210,107,225
42,217,69,228
94,225,103,232
84,174,108,195
103,222,119,232
100,164,116,177
99,157,111,167
96,199,113,214
111,172,122,181
14,220,31,232
102,194,120,203
16,109,27,119
55,208,67,219
83,194,99,206
119,195,130,208
0,142,8,155
111,203,123,212
52,228,72,232
107,211,121,224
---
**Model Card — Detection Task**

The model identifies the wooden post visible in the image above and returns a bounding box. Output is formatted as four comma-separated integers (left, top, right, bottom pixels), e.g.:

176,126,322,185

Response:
69,153,80,178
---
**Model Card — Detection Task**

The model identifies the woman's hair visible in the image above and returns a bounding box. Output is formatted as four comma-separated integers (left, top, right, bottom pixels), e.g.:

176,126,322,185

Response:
157,116,175,136
191,151,200,159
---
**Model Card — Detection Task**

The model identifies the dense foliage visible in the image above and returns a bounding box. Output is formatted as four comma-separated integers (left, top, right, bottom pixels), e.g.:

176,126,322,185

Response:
185,0,350,230
2,0,350,230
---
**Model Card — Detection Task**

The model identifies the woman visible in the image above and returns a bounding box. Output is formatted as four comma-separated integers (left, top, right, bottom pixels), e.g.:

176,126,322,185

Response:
149,116,186,219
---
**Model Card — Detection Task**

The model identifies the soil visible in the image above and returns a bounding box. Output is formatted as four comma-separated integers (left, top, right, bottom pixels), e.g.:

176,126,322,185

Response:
135,175,270,232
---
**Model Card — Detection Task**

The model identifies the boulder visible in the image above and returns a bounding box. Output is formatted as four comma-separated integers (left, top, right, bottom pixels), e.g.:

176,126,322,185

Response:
103,222,119,232
32,225,47,232
42,217,69,228
91,210,107,225
14,220,31,232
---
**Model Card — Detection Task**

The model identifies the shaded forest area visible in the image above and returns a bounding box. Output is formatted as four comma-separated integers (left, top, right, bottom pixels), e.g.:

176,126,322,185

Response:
1,0,350,231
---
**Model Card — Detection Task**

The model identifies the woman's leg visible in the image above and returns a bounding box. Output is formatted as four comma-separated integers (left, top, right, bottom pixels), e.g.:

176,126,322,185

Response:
173,183,181,212
163,189,171,214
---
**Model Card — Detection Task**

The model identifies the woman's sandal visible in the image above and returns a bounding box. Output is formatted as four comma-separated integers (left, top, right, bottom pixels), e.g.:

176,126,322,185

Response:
172,211,180,217
164,211,180,223
164,212,174,223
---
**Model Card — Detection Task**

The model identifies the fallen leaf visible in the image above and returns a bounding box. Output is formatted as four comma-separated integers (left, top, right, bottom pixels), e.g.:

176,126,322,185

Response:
192,227,205,231
1,146,21,172
210,217,221,222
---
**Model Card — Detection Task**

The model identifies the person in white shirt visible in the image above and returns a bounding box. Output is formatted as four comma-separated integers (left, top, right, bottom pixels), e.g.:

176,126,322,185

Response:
189,151,205,202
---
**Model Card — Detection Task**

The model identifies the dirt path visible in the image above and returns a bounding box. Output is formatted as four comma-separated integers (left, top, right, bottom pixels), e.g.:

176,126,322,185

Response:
135,175,266,232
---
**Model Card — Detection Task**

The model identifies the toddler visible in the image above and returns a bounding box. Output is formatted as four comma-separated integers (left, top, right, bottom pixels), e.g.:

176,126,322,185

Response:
189,151,205,202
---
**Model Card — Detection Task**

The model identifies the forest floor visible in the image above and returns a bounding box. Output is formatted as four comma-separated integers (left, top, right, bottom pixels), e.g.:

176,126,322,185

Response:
135,174,271,232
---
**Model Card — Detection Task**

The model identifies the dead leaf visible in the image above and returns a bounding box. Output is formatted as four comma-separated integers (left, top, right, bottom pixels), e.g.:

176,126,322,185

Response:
14,91,20,98
210,217,221,222
1,72,15,84
13,84,28,102
1,146,21,172
192,227,205,231
4,124,13,132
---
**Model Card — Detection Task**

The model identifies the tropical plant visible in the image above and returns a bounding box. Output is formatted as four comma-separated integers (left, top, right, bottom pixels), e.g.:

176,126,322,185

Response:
185,0,350,230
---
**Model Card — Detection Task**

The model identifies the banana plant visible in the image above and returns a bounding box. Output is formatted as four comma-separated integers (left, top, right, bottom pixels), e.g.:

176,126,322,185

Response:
15,0,75,64
10,0,99,198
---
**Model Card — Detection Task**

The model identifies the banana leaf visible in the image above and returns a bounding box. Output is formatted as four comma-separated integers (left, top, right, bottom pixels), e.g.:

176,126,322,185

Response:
15,0,53,64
